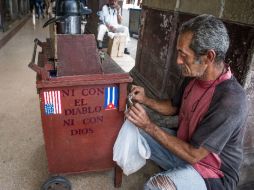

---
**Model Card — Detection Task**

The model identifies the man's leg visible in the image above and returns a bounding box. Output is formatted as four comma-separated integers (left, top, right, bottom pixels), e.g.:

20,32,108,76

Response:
144,165,207,190
97,24,108,49
145,173,176,190
114,25,130,42
140,128,207,190
40,2,45,18
35,2,40,18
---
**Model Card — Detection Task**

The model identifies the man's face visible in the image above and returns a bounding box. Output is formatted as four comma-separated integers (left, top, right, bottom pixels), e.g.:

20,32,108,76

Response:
176,32,208,78
109,0,118,7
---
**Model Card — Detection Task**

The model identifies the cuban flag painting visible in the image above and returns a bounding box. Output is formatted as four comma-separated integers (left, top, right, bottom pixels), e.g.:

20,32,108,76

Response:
43,91,62,115
104,86,119,110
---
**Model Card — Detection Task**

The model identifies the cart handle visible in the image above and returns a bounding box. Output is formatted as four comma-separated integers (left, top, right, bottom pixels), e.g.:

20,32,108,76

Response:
28,38,49,79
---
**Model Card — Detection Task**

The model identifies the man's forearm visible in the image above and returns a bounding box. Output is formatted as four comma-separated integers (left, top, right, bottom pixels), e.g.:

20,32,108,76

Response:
117,14,122,24
144,98,177,116
144,122,209,164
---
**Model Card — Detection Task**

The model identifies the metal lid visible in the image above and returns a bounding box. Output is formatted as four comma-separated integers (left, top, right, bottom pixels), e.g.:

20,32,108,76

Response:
56,0,80,16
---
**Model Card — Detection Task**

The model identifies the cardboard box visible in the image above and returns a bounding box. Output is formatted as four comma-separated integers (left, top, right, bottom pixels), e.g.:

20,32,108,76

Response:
107,34,126,57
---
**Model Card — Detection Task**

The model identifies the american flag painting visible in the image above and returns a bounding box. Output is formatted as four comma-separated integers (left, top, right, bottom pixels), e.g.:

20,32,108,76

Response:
43,91,62,115
104,86,119,110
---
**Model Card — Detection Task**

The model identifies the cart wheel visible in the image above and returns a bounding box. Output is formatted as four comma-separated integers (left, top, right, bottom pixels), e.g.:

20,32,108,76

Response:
41,176,72,190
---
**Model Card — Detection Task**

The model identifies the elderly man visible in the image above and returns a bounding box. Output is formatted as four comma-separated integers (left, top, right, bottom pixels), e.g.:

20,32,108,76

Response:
126,14,248,190
97,0,130,54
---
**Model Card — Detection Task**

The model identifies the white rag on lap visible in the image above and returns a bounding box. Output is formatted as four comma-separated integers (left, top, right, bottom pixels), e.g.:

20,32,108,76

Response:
113,119,151,176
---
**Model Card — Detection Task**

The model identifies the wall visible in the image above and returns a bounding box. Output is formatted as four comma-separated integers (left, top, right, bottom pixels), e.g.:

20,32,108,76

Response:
142,0,254,25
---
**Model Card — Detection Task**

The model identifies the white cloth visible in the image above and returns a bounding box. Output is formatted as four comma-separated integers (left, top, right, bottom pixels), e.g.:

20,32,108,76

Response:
97,5,130,46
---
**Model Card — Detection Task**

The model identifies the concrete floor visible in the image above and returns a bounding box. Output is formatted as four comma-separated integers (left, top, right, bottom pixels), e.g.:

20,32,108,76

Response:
0,15,160,190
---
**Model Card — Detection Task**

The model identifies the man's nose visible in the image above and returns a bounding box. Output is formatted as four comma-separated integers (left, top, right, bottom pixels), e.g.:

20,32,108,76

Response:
177,55,184,65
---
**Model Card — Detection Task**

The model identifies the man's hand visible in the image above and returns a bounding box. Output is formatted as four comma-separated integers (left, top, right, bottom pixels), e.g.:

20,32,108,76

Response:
125,103,152,130
130,85,149,105
115,4,121,12
129,85,177,116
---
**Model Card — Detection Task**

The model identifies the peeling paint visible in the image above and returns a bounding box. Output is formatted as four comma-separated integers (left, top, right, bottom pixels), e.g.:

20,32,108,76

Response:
159,14,173,30
160,45,168,61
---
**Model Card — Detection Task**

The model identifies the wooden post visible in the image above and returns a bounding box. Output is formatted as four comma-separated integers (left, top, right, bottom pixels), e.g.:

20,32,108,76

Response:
114,165,123,188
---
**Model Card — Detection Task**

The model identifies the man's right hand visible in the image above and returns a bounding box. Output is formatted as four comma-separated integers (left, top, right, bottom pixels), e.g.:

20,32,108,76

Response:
130,85,177,116
130,85,149,105
115,4,121,12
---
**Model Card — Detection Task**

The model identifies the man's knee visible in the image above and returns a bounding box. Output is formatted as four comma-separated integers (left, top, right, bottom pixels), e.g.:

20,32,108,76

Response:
98,24,107,30
98,24,108,35
123,26,129,32
144,174,176,190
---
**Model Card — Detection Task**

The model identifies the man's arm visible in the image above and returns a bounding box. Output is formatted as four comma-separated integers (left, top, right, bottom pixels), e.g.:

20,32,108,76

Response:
130,85,177,115
115,5,122,24
145,122,209,164
125,103,210,164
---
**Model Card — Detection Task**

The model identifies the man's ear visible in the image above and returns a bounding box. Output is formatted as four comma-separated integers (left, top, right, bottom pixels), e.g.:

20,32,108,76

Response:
206,49,216,64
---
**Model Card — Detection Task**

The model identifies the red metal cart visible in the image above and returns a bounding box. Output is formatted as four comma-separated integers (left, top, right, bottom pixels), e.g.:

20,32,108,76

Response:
29,35,132,190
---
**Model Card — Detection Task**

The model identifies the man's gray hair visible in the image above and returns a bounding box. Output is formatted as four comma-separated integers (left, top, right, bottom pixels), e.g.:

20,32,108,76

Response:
179,14,229,62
